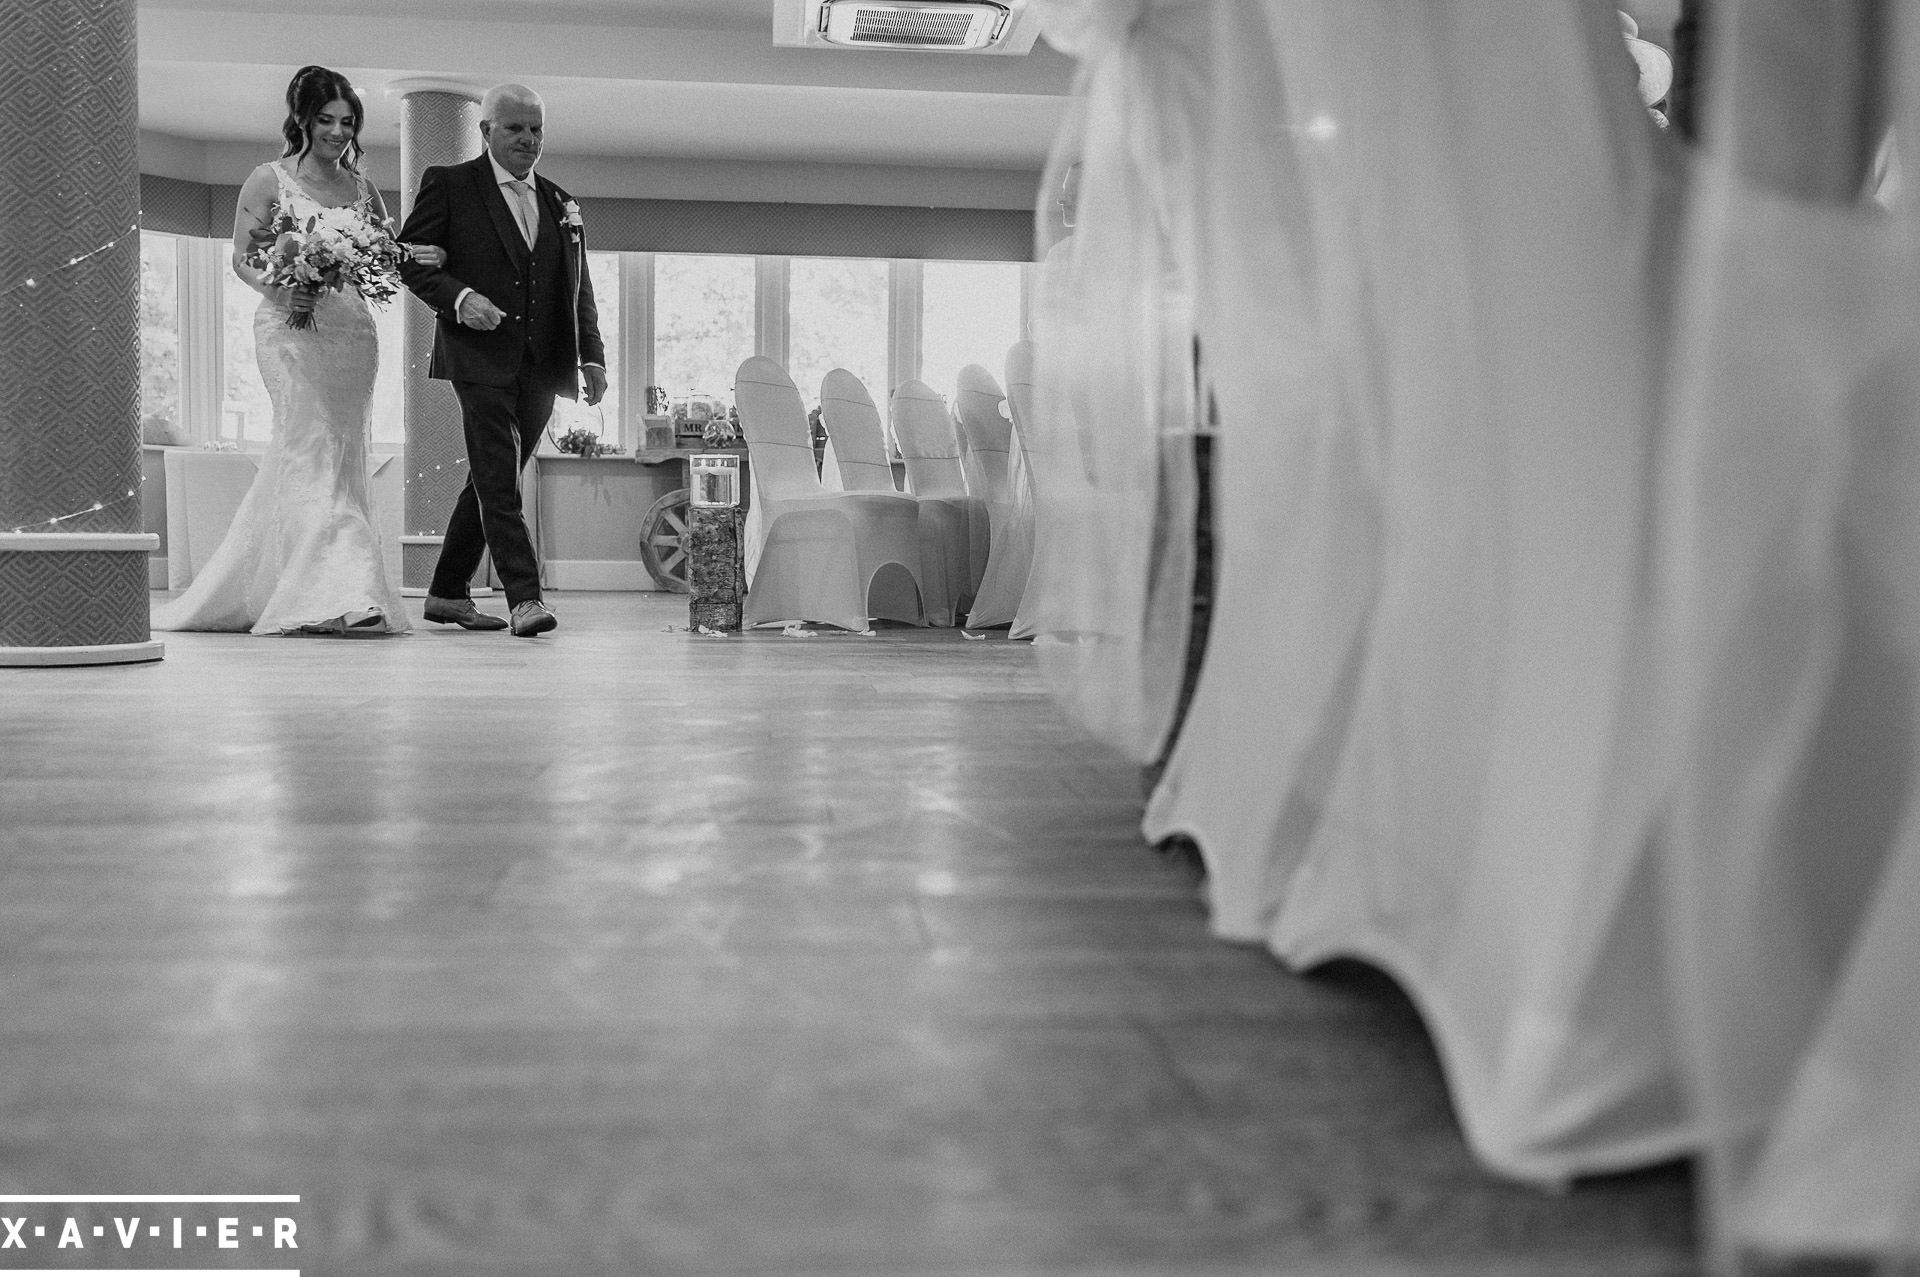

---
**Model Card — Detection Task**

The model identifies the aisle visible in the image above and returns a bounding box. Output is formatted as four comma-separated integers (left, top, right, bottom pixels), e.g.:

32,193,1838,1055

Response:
0,593,1694,1276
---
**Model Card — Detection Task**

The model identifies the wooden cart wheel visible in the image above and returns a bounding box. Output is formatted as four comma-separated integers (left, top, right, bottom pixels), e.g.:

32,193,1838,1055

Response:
639,487,691,593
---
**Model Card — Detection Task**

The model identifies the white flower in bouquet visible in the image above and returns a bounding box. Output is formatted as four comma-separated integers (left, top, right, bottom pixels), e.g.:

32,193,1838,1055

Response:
248,206,403,329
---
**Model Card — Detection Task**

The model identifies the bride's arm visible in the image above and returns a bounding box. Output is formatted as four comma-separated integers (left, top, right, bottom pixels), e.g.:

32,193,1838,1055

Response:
367,185,445,268
230,165,283,299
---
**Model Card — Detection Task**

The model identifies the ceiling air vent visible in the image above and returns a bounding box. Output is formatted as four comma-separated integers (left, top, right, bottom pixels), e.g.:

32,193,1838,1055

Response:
773,0,1038,54
823,0,1006,50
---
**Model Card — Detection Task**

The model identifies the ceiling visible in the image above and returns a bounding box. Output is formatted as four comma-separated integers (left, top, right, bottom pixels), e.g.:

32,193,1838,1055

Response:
137,0,1079,175
138,1,1682,189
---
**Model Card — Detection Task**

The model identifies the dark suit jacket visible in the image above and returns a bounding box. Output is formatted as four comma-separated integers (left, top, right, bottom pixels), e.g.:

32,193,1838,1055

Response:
396,154,605,398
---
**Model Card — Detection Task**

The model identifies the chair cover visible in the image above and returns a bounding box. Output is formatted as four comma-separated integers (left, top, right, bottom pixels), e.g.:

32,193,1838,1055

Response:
891,380,982,627
1022,0,1201,755
997,342,1043,636
817,369,899,493
1089,0,1684,1181
1135,0,1378,889
1266,0,1685,1183
1660,1,1920,1266
952,364,1033,630
734,356,925,632
1039,0,1920,1265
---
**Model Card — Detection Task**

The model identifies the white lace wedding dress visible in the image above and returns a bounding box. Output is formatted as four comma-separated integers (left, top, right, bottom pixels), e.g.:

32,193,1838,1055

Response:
152,161,409,636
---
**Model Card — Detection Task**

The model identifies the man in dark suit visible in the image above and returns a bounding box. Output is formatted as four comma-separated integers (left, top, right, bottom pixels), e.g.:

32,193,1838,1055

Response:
397,83,606,638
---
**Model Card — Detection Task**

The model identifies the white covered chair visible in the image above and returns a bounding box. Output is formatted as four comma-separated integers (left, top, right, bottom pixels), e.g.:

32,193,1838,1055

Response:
953,364,1032,629
891,379,982,627
1000,337,1139,648
1657,4,1920,1266
1055,0,1685,1185
734,356,924,632
817,369,900,493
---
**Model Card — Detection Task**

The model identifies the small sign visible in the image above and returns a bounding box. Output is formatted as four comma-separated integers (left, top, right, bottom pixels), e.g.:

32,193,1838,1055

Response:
690,454,740,508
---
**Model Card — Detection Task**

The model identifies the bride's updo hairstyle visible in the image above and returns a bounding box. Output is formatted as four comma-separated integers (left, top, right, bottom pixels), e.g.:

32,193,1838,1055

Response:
280,65,366,171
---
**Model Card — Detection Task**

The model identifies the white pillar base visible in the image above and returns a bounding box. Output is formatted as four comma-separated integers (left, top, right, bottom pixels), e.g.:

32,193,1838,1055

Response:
0,532,163,663
398,534,493,597
0,639,163,667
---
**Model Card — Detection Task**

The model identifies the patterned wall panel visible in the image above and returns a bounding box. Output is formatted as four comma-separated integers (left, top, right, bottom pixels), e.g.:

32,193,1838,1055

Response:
577,197,1035,263
399,92,481,581
0,551,149,647
401,539,442,590
139,173,218,237
1,0,143,543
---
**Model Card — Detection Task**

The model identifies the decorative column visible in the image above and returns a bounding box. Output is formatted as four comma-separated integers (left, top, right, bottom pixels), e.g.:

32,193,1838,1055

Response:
390,80,483,595
687,454,745,632
0,0,161,666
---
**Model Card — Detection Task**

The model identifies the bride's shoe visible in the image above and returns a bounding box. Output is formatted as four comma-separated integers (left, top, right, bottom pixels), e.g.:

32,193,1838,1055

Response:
341,607,388,636
290,608,388,637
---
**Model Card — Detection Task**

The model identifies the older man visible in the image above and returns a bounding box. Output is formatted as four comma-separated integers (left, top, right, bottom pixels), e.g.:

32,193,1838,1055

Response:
397,83,606,637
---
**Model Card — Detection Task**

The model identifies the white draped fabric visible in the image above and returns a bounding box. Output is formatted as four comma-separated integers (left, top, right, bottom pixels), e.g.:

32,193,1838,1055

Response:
1660,2,1920,1267
1024,0,1201,760
1254,1,1684,1182
1078,0,1686,1178
951,365,1034,630
1035,0,1920,1266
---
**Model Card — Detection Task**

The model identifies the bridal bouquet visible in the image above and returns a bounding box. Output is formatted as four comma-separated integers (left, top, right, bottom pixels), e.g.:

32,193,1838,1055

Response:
248,206,404,329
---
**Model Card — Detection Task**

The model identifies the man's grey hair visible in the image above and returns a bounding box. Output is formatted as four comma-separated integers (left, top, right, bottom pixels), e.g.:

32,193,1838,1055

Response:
480,84,543,123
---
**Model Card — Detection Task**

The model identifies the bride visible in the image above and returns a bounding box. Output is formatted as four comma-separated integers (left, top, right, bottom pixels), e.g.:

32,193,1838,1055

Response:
153,65,441,637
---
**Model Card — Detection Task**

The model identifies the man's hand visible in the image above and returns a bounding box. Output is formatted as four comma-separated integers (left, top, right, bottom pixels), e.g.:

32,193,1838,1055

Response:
457,292,505,331
582,365,608,406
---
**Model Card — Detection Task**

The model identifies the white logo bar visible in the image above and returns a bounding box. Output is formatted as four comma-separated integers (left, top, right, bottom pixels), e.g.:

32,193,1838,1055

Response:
0,1196,299,1203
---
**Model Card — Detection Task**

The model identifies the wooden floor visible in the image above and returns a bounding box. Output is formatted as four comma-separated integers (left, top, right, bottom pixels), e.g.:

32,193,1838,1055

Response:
0,593,1697,1276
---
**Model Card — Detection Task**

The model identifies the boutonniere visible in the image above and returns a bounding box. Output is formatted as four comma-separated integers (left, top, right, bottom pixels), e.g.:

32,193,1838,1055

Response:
562,199,584,230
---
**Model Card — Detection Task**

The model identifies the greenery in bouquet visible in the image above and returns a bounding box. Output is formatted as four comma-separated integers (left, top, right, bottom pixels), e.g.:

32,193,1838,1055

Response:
248,206,404,329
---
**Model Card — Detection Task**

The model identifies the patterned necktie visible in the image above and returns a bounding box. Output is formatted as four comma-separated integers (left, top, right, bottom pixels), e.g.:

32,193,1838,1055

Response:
506,178,536,247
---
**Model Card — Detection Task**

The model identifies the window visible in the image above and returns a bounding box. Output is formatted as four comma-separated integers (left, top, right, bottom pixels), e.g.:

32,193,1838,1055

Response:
548,250,623,446
788,257,890,411
222,265,275,447
160,245,1028,459
653,253,756,405
370,297,405,449
217,247,537,453
921,261,1024,403
138,232,183,445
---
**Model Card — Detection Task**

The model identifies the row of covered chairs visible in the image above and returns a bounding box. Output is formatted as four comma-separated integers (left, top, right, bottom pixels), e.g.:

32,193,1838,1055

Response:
732,352,1040,633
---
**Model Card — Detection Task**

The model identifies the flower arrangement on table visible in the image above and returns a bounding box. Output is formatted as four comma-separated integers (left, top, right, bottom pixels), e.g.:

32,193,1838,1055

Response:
553,427,621,458
702,406,742,449
247,206,404,330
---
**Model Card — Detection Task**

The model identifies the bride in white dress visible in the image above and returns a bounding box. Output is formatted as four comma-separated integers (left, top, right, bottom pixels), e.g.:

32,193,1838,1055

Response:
153,66,437,637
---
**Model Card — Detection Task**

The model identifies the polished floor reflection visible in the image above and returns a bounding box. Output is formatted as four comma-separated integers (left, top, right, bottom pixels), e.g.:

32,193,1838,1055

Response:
1,593,1695,1276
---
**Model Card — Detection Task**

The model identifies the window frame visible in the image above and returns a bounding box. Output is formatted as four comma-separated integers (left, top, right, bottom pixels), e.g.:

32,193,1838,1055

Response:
158,237,1031,453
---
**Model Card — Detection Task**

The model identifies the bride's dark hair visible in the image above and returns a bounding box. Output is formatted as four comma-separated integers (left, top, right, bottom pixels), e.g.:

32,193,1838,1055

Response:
280,65,365,172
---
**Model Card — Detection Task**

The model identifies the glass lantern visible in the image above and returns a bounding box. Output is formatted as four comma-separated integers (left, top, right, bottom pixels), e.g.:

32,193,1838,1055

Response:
690,453,740,508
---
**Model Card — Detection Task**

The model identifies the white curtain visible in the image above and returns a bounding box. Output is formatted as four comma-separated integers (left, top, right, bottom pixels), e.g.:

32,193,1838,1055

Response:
1130,0,1687,1181
1025,0,1204,762
1659,0,1920,1266
1036,0,1920,1266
